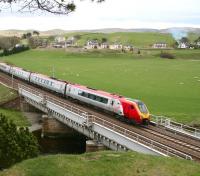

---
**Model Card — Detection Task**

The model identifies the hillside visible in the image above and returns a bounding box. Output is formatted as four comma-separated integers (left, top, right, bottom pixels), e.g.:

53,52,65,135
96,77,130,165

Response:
65,32,175,48
1,151,200,176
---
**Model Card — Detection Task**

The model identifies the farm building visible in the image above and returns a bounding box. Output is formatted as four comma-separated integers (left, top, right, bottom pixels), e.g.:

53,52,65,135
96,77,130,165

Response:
65,36,76,47
152,42,167,49
178,42,189,49
110,43,123,50
123,45,134,51
86,40,99,49
100,43,110,49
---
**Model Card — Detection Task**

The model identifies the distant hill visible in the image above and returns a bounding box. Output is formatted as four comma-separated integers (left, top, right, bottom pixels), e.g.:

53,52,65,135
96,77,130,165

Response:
64,32,175,48
1,27,200,48
1,27,200,37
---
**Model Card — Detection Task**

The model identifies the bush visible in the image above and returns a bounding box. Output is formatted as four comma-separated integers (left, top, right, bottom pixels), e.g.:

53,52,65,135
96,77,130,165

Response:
160,52,175,59
0,114,39,169
1,45,29,57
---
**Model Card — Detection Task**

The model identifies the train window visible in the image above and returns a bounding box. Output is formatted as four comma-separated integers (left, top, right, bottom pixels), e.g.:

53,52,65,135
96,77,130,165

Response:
78,90,83,95
84,92,88,98
96,96,101,102
111,100,114,106
102,98,108,104
89,94,96,100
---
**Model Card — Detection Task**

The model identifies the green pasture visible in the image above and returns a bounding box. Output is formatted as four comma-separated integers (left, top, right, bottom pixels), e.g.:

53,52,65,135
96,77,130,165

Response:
1,151,200,176
0,85,29,126
1,49,200,124
0,108,29,127
65,32,175,48
0,84,17,104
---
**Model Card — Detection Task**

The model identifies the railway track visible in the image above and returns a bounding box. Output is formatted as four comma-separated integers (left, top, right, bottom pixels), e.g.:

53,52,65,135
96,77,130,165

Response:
1,71,200,161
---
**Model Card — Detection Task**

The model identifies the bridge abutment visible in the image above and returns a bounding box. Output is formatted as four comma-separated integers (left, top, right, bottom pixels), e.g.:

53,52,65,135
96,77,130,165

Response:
86,140,107,152
41,115,78,137
20,97,41,113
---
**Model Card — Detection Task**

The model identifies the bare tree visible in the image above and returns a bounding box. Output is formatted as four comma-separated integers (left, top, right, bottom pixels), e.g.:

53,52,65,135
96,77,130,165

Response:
0,0,104,15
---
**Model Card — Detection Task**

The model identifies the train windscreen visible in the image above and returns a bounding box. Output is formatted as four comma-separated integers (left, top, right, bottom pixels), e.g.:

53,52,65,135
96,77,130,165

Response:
137,102,148,113
126,98,148,113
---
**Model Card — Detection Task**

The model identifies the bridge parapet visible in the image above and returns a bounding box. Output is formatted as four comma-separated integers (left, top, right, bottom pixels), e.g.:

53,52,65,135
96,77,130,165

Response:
18,84,192,160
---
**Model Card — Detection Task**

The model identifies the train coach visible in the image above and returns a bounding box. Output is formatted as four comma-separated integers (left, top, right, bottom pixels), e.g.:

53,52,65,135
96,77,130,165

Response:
0,63,11,74
30,73,67,94
0,62,150,125
10,66,31,81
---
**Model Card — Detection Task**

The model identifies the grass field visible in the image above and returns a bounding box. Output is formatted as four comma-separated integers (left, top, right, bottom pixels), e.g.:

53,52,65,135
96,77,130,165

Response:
1,151,200,176
0,108,30,126
0,84,17,104
65,32,175,48
0,84,29,126
1,49,200,124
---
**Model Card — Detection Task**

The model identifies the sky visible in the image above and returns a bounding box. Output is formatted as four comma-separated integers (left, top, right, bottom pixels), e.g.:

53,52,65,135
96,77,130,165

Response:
0,0,200,30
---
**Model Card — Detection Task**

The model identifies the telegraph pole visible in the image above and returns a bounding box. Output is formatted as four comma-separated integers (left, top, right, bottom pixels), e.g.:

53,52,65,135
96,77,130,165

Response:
11,72,14,88
52,66,55,78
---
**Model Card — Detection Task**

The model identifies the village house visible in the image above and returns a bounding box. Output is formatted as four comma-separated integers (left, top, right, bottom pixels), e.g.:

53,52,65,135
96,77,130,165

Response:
65,36,76,47
100,43,109,49
85,40,99,49
178,42,188,49
110,43,123,50
196,41,200,47
152,42,167,49
53,36,66,48
123,45,134,51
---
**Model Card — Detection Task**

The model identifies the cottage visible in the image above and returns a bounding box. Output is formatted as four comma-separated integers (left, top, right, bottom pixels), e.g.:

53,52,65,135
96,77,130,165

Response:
178,42,188,49
53,36,66,48
123,45,134,51
100,43,109,49
110,43,123,50
65,36,76,47
86,40,99,49
55,36,66,43
196,41,200,47
153,42,167,49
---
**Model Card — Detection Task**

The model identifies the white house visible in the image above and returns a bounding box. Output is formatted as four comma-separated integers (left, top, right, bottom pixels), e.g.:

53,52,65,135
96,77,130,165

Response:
110,43,123,50
123,45,134,51
65,36,76,47
178,42,188,49
196,41,200,47
55,36,66,43
86,40,99,49
100,43,109,49
153,42,167,49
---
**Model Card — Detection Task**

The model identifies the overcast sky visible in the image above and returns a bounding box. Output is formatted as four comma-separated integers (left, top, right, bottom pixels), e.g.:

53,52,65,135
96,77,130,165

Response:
0,0,200,30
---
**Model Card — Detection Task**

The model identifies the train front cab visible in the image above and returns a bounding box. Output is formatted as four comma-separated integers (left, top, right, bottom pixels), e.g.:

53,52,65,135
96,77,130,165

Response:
122,98,150,125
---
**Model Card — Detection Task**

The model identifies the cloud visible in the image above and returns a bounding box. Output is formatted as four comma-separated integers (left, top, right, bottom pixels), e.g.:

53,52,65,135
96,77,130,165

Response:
0,0,200,30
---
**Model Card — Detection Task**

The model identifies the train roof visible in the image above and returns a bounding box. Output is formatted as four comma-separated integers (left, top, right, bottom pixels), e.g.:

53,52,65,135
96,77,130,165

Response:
31,72,68,84
70,83,125,99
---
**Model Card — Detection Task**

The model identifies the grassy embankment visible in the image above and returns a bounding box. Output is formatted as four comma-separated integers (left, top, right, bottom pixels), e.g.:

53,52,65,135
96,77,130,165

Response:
1,151,200,176
64,32,175,48
0,85,29,126
1,49,200,124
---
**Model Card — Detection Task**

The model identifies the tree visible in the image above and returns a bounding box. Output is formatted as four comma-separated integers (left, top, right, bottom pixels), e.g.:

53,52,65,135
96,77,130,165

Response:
0,37,20,50
194,36,200,44
26,32,32,38
0,0,105,15
101,37,107,43
180,37,189,43
0,114,39,169
33,30,40,36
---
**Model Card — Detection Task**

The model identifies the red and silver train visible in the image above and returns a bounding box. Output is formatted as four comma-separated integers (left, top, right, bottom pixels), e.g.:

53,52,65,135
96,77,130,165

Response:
0,62,150,125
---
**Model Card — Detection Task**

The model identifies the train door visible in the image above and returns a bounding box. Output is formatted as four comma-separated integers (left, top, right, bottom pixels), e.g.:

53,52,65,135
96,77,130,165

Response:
109,99,115,112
